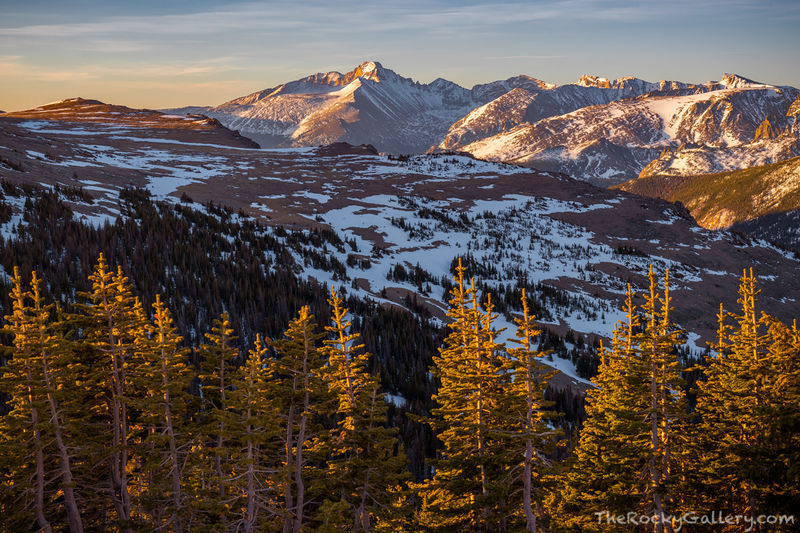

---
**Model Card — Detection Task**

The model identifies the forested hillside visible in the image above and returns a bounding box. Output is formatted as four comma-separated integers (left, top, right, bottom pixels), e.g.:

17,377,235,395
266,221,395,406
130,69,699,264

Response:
618,156,800,233
1,180,798,531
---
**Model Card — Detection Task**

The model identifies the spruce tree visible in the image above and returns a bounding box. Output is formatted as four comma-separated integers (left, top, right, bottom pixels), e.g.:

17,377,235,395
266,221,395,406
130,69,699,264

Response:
227,334,280,532
1,268,87,532
318,287,407,532
268,305,327,533
415,260,509,532
0,268,55,532
554,285,649,531
693,269,800,517
80,254,148,529
504,288,560,532
555,270,687,532
195,312,239,525
132,294,195,531
29,271,86,532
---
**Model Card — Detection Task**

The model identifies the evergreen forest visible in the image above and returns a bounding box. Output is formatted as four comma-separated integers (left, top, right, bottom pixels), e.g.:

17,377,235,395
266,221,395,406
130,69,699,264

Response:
1,181,798,532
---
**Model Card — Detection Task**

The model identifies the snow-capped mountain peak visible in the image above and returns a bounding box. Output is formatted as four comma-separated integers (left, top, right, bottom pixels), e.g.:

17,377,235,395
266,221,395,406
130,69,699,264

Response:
203,61,482,152
718,73,772,89
341,60,390,84
577,74,612,88
354,60,381,76
575,75,657,93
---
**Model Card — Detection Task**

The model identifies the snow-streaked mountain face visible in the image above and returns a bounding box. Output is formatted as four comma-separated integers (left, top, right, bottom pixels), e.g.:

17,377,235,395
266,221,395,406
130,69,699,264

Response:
455,80,799,184
205,61,480,153
438,81,675,154
638,135,800,179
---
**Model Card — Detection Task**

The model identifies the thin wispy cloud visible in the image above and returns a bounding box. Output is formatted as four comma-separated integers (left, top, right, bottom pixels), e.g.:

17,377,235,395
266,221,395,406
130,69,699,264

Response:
487,55,566,60
0,56,244,82
0,57,96,82
0,0,796,110
0,0,781,39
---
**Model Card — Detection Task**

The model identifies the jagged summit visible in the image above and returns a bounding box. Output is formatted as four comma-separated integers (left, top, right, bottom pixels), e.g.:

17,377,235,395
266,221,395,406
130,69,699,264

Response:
516,75,557,91
329,60,390,85
574,75,658,93
718,73,770,89
574,73,775,93
223,61,399,105
350,60,383,80
576,74,612,88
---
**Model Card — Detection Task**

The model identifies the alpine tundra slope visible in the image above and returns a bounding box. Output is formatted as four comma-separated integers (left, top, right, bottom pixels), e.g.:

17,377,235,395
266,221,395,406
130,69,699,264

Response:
2,101,800,385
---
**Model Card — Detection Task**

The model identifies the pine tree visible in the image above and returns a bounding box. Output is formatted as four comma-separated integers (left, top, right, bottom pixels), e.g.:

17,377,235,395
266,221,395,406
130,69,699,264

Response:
132,294,195,532
761,315,800,513
195,312,239,525
555,270,687,532
268,305,327,533
80,253,148,529
0,268,86,532
414,260,509,532
318,287,407,532
642,268,686,532
693,268,800,517
0,267,55,532
28,271,86,532
504,288,560,532
554,285,649,531
227,334,280,532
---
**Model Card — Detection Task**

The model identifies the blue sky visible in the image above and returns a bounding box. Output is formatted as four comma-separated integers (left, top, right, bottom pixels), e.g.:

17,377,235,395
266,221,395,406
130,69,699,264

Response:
1,0,798,110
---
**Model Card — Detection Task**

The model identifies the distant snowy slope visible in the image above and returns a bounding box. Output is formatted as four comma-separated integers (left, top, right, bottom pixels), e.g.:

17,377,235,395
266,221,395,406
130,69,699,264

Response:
161,65,800,186
457,78,799,184
439,75,675,152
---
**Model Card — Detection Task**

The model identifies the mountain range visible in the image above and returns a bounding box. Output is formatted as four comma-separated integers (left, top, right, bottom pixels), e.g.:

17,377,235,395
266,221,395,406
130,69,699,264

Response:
160,61,800,186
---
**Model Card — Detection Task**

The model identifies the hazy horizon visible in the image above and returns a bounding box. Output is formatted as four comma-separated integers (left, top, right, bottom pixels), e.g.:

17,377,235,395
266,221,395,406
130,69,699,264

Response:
2,0,799,111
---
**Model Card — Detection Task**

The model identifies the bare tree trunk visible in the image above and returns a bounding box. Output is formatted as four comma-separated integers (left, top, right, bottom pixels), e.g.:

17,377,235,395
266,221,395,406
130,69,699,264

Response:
292,413,307,533
109,350,126,523
217,350,227,501
474,296,489,526
523,345,537,533
292,329,313,533
120,392,131,523
31,404,53,533
650,359,666,533
158,338,183,533
245,436,257,533
283,405,295,533
41,351,84,533
355,471,371,532
523,441,536,533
